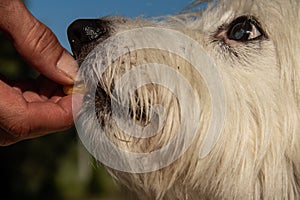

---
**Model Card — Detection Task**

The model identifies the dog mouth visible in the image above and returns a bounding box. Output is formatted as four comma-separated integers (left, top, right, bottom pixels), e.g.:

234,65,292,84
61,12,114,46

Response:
65,18,166,127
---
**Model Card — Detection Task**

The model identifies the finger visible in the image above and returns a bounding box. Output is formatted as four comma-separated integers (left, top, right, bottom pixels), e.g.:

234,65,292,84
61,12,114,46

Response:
0,94,83,146
0,80,82,143
22,94,83,138
25,95,75,134
0,0,78,85
0,95,74,142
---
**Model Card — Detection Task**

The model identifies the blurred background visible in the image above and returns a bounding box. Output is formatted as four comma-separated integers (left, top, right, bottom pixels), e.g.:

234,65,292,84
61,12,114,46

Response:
0,1,191,199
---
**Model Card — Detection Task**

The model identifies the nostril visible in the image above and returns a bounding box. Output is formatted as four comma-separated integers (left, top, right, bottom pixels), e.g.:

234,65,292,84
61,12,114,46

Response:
67,19,109,57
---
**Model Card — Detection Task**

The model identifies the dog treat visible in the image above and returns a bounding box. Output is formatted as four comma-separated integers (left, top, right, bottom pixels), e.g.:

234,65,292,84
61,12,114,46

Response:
63,84,86,95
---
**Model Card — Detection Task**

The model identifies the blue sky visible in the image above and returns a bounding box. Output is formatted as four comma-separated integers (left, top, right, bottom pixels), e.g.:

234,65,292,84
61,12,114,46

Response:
26,0,193,52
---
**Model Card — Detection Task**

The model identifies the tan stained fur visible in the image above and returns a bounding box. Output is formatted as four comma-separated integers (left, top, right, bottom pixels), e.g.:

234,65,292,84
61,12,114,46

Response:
76,0,300,199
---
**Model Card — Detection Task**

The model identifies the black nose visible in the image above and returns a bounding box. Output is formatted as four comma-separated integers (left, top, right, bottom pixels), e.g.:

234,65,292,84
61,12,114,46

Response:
67,19,109,58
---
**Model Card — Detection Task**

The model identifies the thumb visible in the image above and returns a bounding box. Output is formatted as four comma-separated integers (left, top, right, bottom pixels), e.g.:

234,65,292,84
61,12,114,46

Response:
0,0,78,85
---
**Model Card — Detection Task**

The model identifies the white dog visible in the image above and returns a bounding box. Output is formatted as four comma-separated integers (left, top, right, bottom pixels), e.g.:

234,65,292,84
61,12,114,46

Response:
66,0,300,199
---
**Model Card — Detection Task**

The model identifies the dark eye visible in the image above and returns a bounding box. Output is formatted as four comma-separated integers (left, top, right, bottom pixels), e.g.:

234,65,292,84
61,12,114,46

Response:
227,16,264,42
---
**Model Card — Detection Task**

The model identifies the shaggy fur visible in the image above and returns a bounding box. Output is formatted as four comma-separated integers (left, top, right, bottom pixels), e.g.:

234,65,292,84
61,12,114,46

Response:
71,0,300,199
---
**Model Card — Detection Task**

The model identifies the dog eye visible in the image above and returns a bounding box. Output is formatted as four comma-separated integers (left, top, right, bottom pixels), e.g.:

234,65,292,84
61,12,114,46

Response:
227,16,263,42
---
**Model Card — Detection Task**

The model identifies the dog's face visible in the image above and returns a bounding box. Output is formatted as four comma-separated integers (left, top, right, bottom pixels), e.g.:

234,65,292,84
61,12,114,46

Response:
68,0,300,199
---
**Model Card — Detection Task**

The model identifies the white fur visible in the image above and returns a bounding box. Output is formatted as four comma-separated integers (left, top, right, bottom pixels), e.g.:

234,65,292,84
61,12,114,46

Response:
76,0,300,199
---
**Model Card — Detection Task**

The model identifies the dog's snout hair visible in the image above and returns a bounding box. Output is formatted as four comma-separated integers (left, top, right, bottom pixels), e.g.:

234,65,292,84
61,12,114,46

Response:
69,0,300,199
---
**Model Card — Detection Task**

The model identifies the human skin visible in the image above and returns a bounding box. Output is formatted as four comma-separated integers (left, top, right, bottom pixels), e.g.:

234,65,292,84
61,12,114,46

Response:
0,0,81,145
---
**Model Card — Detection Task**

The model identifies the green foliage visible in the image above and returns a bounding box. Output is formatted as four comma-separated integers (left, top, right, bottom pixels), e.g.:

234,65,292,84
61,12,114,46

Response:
0,32,38,79
0,32,122,200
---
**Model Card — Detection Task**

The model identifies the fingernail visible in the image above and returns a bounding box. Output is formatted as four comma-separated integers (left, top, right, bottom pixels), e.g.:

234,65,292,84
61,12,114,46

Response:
57,51,79,82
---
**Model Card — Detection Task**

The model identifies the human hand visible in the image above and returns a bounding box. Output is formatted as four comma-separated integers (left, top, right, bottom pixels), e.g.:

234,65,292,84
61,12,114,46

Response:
0,0,81,145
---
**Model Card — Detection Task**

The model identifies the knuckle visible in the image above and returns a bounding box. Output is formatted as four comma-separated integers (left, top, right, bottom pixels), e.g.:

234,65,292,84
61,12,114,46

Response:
6,120,30,139
25,21,59,57
3,109,31,139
